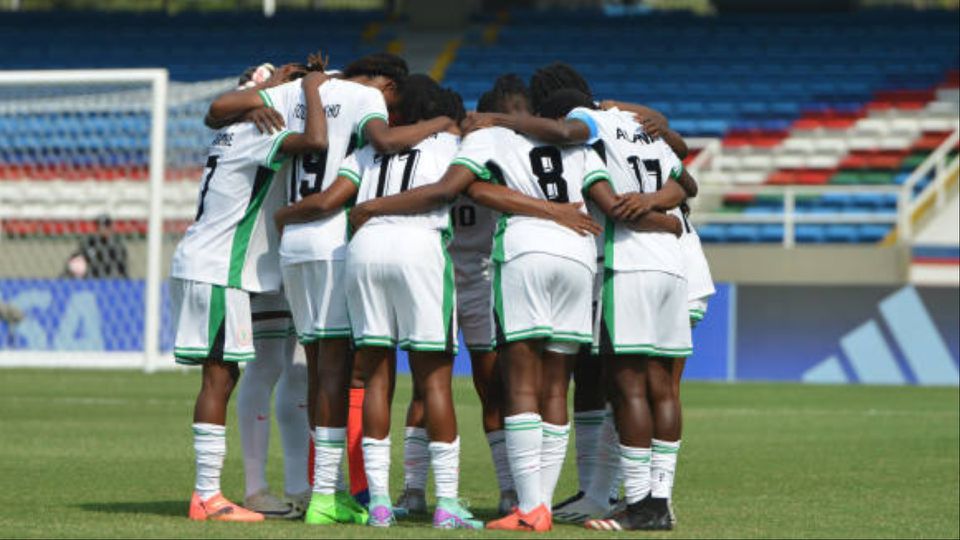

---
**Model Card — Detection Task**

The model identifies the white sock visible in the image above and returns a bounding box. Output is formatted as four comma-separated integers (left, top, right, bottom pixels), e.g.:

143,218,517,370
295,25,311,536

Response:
429,436,461,500
573,409,605,493
486,430,514,492
540,422,570,507
620,444,652,504
651,439,681,499
362,436,391,499
314,427,346,495
275,337,310,496
236,343,282,498
193,423,226,500
504,413,542,513
585,406,620,506
403,427,430,491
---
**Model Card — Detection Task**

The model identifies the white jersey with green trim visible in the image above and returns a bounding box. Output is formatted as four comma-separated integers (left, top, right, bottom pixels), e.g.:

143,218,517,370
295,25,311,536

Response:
567,106,685,276
261,79,389,264
342,131,460,233
452,127,607,271
171,122,291,292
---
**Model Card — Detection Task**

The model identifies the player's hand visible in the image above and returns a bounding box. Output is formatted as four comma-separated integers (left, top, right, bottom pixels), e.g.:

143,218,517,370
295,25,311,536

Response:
666,214,683,237
546,201,603,236
306,50,330,72
302,70,328,89
634,113,668,138
245,107,285,134
612,193,655,221
349,203,373,231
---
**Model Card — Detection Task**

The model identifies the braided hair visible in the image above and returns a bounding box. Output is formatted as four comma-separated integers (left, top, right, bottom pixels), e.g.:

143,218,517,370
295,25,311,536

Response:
343,53,409,89
529,62,592,115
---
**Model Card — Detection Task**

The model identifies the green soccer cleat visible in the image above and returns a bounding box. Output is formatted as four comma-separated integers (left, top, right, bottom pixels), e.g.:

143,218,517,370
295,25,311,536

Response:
433,497,483,530
305,491,369,525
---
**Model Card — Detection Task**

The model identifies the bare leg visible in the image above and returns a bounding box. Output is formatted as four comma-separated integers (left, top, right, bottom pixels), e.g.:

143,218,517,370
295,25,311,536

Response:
409,351,457,443
647,359,681,442
194,360,240,424
470,349,504,432
315,338,351,428
501,340,544,416
540,350,574,426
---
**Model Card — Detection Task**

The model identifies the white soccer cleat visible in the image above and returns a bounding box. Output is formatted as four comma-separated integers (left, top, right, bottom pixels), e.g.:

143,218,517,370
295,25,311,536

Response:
553,494,611,524
243,490,297,519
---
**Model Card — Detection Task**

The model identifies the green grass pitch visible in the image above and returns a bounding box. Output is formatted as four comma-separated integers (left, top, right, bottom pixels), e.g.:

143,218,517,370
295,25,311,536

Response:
0,369,957,538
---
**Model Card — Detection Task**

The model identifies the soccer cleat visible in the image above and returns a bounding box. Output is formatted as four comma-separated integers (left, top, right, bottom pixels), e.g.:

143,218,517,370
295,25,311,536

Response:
552,490,585,511
498,489,519,516
305,492,369,525
188,492,264,522
243,489,296,519
585,496,672,531
285,489,311,520
393,487,427,517
366,495,396,527
486,503,552,532
552,492,610,524
433,498,483,530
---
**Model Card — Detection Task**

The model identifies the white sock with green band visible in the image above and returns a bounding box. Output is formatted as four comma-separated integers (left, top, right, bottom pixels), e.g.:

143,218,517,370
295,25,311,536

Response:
540,422,570,507
504,413,543,513
403,427,430,491
486,430,514,493
193,422,226,500
362,436,391,499
313,427,345,495
620,444,652,504
651,439,681,499
573,410,605,493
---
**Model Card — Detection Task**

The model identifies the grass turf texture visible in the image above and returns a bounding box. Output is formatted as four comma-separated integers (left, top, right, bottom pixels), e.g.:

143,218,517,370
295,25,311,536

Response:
0,369,957,539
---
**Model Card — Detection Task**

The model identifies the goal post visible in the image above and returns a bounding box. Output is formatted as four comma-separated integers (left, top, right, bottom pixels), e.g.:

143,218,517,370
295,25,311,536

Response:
0,68,230,371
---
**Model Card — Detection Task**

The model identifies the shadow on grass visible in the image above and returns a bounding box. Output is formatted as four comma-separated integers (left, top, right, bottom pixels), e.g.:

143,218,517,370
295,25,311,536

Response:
77,501,186,517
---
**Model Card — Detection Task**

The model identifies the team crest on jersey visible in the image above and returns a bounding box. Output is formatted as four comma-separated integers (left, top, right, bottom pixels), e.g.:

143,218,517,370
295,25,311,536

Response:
236,326,252,347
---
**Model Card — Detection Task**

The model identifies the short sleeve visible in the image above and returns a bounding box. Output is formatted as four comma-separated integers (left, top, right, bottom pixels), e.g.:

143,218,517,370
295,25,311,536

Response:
566,107,600,144
264,129,294,169
354,88,390,148
657,140,684,180
581,147,611,192
259,81,301,119
451,129,496,181
337,151,362,187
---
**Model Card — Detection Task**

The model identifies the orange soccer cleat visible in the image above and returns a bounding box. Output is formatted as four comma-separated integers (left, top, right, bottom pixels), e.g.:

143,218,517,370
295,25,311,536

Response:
188,492,265,522
486,503,552,532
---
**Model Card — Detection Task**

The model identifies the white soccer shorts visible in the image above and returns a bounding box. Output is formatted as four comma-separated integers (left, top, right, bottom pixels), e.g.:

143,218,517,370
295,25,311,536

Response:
493,252,594,351
281,260,351,344
345,227,457,353
598,269,692,358
171,278,254,365
688,296,709,327
454,254,494,352
251,290,296,342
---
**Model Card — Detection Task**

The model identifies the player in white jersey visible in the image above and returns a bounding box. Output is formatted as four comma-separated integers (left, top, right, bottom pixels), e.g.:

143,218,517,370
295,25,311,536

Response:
391,76,531,519
172,70,329,522
477,69,698,530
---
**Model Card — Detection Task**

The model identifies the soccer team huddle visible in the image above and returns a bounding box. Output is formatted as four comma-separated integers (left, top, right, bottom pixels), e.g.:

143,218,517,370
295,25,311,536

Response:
170,49,714,532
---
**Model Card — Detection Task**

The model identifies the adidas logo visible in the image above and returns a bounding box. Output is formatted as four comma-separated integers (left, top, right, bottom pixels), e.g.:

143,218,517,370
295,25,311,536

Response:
803,286,959,386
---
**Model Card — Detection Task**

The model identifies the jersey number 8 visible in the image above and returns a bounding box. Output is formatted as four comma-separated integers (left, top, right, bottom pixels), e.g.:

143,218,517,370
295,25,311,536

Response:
529,146,569,203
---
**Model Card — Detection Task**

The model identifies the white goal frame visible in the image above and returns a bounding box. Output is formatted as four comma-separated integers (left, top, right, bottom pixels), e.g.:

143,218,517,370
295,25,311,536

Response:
0,69,168,371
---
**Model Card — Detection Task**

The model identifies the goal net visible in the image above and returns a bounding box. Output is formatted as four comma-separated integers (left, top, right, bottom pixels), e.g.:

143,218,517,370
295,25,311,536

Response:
0,69,234,370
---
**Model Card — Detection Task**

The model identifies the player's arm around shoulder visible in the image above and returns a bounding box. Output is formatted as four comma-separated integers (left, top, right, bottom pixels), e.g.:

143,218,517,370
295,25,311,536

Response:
470,110,592,146
584,170,681,236
278,72,329,155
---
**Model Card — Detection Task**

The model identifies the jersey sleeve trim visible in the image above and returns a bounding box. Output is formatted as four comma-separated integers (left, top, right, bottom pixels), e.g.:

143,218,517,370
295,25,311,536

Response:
451,157,491,181
337,168,362,187
265,130,293,169
258,89,274,108
566,109,599,144
355,112,389,148
582,169,611,192
670,162,684,179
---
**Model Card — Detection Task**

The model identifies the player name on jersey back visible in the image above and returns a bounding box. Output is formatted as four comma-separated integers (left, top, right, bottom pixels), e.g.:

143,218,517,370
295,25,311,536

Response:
171,122,289,292
261,78,389,264
453,127,604,271
569,107,686,277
